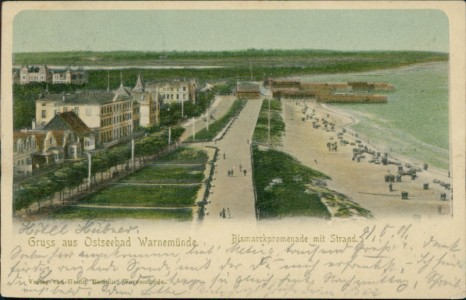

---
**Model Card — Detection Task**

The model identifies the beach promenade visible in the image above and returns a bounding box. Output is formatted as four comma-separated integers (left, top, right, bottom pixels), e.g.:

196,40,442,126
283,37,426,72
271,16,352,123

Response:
203,99,263,222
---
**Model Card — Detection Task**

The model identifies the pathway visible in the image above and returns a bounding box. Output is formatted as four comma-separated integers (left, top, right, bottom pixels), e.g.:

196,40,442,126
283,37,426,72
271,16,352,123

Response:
203,99,263,222
180,95,236,141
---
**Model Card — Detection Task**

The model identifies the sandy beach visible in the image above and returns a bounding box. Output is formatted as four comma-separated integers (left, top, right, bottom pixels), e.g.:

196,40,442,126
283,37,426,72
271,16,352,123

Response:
280,99,452,220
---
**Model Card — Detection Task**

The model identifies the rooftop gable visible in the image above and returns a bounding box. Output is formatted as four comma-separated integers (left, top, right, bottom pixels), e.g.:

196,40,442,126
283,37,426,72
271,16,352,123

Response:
44,112,93,136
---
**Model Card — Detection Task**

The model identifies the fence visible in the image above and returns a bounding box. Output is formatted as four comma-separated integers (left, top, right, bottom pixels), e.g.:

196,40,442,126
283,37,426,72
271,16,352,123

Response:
197,146,219,220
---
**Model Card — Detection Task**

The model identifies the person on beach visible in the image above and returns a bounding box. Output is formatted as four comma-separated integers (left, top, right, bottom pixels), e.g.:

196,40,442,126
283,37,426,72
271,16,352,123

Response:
243,169,247,176
223,153,226,159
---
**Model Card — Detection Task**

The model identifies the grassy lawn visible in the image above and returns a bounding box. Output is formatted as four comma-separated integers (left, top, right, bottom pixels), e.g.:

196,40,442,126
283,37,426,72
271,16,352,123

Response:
48,206,192,221
253,99,285,146
81,185,199,207
189,99,246,141
81,146,207,208
122,165,205,183
157,147,209,163
252,147,331,219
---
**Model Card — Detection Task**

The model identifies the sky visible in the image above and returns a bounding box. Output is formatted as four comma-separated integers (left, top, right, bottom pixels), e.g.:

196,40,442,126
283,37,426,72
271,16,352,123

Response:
13,10,449,53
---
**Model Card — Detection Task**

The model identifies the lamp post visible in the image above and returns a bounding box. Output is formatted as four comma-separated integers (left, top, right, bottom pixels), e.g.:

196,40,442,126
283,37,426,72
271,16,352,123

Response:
87,152,92,191
192,117,195,141
168,126,172,145
181,99,184,119
206,107,210,132
131,138,135,170
267,98,271,146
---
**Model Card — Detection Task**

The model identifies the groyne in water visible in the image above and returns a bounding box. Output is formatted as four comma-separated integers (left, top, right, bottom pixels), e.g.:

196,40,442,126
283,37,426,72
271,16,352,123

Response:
317,93,387,103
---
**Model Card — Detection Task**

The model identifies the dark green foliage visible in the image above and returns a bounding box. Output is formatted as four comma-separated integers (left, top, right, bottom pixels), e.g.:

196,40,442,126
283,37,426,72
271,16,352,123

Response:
13,84,43,129
81,185,199,207
157,146,208,163
252,147,331,219
157,91,214,127
48,206,192,221
213,81,236,95
253,99,285,146
122,165,205,183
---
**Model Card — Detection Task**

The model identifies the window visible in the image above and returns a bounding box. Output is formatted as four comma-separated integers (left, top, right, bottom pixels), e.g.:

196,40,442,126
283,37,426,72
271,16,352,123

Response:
63,107,68,112
183,86,186,91
41,110,46,118
86,107,92,116
75,107,79,116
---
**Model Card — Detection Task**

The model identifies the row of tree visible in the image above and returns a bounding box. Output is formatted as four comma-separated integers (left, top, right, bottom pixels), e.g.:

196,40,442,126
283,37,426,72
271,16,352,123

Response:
13,127,184,212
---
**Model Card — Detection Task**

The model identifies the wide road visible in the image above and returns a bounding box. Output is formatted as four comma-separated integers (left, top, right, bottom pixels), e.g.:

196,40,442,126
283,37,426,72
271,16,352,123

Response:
203,99,263,222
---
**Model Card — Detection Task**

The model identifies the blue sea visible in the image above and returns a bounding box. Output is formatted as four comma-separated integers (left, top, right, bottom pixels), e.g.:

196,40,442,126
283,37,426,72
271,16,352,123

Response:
299,62,450,170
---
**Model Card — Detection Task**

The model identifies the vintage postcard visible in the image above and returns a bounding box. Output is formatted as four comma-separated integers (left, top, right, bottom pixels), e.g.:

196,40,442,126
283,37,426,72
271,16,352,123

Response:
1,1,465,298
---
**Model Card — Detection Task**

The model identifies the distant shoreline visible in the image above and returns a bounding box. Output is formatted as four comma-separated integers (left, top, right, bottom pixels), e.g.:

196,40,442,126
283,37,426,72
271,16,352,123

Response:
282,61,447,81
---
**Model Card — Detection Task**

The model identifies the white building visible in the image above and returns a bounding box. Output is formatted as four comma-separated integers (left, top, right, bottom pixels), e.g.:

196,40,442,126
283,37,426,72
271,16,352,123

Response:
19,65,51,85
17,65,87,85
147,79,197,104
132,74,160,128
